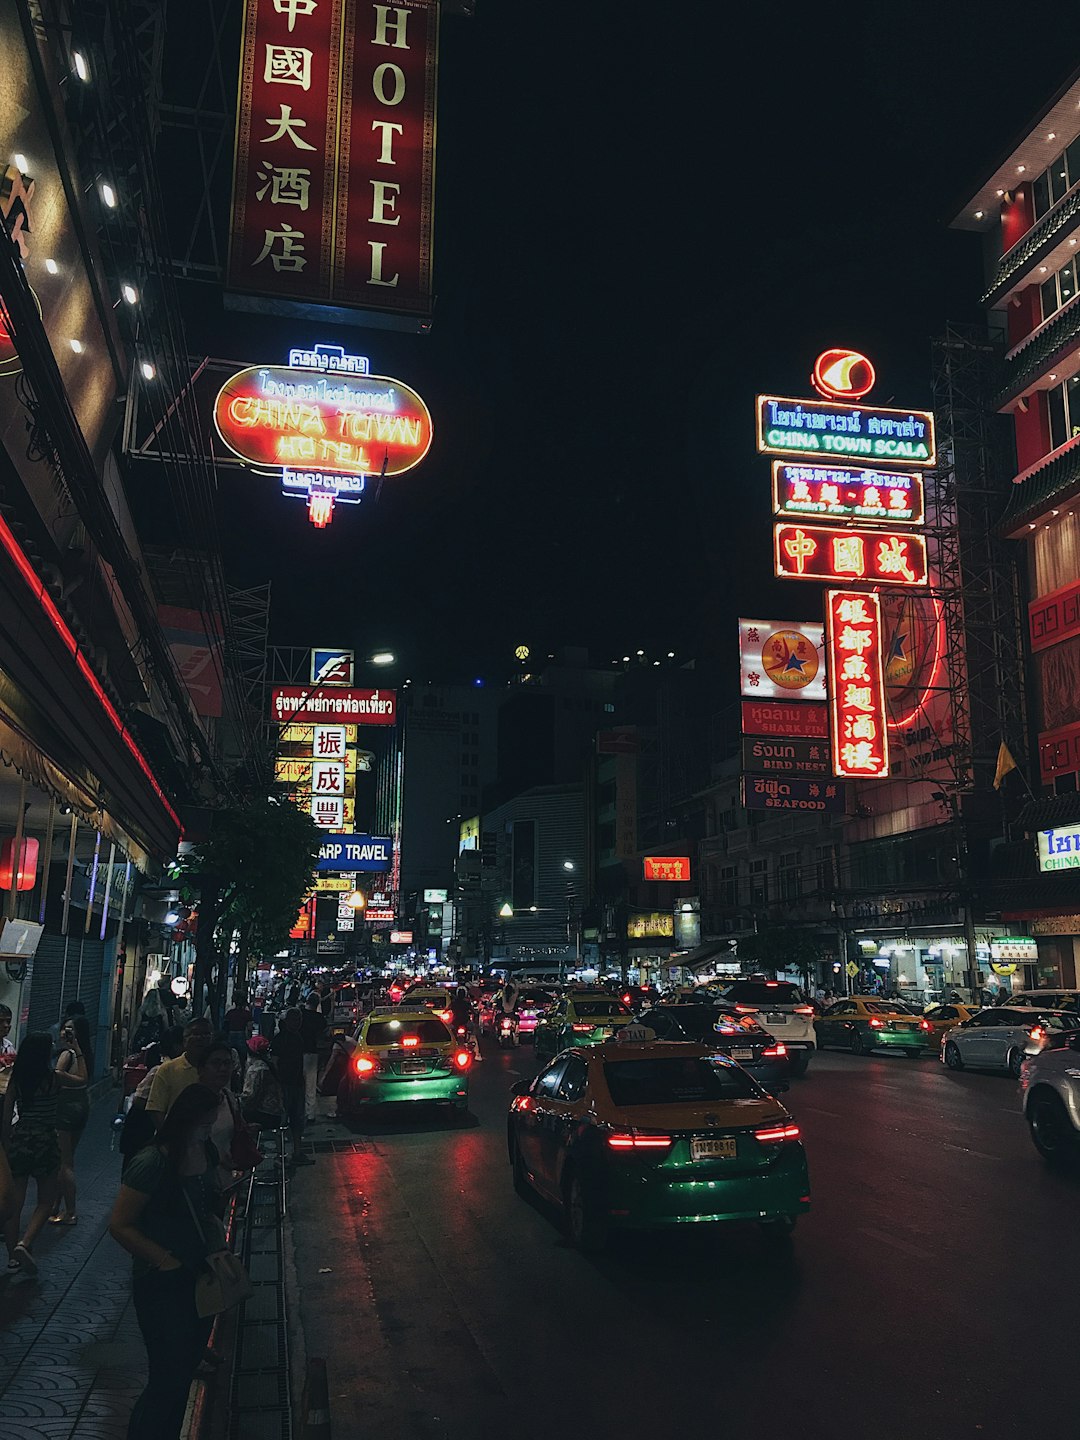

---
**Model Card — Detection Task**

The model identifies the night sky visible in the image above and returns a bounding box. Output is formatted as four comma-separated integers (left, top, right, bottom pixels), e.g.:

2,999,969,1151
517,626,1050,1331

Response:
166,1,1074,682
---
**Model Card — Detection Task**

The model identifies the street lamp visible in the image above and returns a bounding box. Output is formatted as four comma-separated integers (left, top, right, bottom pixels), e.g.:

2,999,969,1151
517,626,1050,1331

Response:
498,902,513,919
370,652,395,666
346,889,367,911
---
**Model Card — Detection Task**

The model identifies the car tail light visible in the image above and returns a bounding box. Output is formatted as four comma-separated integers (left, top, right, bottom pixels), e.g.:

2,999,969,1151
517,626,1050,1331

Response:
1029,1026,1045,1042
869,1018,883,1029
920,1019,932,1031
436,1009,452,1022
402,1036,420,1049
762,1043,787,1057
355,1055,377,1075
453,1050,471,1070
734,1004,756,1013
511,1094,533,1112
622,993,632,1005
607,1133,673,1151
765,981,779,987
754,1123,800,1144
571,1023,593,1033
500,1016,515,1029
794,1005,814,1015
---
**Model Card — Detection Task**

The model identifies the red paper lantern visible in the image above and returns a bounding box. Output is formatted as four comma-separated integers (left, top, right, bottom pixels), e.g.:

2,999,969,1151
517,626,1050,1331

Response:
0,836,39,891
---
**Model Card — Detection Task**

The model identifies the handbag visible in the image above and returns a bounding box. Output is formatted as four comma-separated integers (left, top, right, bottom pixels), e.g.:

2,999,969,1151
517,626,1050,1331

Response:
184,1189,254,1319
225,1090,264,1171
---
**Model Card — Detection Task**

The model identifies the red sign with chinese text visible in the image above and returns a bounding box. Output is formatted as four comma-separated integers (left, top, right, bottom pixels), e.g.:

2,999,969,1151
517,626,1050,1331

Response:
825,590,890,779
271,686,396,726
1038,720,1080,783
772,462,924,526
1030,580,1080,654
774,523,928,586
227,0,438,322
740,700,829,739
643,857,691,882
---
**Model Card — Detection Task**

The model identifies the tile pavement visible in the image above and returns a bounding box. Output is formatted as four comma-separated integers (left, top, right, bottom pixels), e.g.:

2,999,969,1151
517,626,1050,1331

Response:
0,1094,147,1440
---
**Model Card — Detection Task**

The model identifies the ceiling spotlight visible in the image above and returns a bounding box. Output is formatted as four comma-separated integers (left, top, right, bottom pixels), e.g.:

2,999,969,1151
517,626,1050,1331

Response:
69,338,83,354
72,50,89,82
996,189,1004,197
667,651,675,658
13,153,27,174
100,180,117,208
139,360,155,380
1048,132,1057,140
121,282,138,305
974,210,984,219
1040,266,1047,272
164,910,180,925
1017,165,1026,173
44,257,58,275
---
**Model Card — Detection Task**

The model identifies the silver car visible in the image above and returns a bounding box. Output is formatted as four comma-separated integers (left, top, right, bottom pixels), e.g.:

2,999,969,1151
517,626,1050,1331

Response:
941,1006,1080,1078
1021,1035,1080,1165
713,977,816,1077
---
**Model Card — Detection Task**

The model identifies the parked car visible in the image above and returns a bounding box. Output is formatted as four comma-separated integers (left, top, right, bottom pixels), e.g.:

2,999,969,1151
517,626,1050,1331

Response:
713,978,816,1076
816,997,925,1055
638,1004,790,1091
942,1006,1080,1077
507,1037,809,1249
1020,1032,1080,1165
1000,989,1080,1014
916,1002,981,1048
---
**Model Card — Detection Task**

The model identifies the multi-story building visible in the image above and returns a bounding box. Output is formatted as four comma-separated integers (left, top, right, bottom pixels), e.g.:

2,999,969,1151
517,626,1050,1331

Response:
954,67,1080,988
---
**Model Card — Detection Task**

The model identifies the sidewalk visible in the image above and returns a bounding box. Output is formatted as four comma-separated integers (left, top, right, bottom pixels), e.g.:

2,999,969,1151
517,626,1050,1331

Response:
0,1091,145,1440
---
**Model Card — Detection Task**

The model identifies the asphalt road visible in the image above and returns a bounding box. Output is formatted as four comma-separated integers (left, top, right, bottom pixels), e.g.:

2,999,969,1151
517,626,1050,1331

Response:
287,1042,1080,1440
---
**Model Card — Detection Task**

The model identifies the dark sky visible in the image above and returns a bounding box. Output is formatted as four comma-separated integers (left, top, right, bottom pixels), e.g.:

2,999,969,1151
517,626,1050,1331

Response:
167,0,1074,683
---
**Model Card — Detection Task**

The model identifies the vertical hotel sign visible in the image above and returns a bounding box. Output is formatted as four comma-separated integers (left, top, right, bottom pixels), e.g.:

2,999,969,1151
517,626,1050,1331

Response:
227,1,439,323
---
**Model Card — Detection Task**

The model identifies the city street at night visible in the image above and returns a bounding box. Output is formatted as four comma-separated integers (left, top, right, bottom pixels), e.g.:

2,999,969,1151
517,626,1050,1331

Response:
289,1043,1078,1440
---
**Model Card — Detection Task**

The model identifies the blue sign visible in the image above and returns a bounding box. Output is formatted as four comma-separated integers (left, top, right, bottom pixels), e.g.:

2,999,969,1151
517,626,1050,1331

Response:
316,834,393,872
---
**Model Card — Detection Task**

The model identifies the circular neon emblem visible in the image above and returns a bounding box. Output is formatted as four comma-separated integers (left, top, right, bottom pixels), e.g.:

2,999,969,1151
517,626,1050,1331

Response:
761,628,819,691
811,349,876,401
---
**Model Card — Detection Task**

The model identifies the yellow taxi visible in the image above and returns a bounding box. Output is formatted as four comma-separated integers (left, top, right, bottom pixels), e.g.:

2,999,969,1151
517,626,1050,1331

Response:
335,1007,471,1123
533,993,635,1061
917,1002,980,1046
508,1033,810,1249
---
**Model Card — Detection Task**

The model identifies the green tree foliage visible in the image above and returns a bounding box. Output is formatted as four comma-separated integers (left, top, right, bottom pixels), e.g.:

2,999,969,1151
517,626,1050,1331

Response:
736,929,828,979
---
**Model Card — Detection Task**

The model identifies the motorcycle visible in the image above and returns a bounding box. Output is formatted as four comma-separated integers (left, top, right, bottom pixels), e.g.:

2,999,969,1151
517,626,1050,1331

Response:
497,1012,519,1049
453,1020,481,1063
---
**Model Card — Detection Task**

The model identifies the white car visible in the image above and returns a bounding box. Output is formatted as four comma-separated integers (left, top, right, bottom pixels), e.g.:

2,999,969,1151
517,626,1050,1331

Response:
713,978,816,1077
941,1006,1080,1078
1020,1035,1080,1165
396,987,453,1020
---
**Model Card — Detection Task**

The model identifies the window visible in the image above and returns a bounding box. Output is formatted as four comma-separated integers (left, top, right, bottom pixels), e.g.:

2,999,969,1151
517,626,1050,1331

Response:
1040,257,1078,322
365,1018,451,1046
777,851,800,901
814,844,835,892
602,1056,758,1106
749,857,767,906
1047,375,1080,450
721,981,804,1006
557,1057,588,1102
1032,139,1080,221
719,864,737,906
535,1059,568,1096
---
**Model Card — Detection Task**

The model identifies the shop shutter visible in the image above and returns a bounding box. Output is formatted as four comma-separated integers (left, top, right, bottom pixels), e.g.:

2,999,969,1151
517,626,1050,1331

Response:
27,930,110,1070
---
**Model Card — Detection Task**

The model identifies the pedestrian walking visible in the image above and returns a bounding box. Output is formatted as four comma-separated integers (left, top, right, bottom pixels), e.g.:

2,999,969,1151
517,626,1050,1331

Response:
108,1083,222,1440
51,1014,93,1226
146,1018,213,1129
223,988,252,1067
271,1008,310,1165
240,1036,283,1132
300,992,326,1123
196,1037,241,1192
0,1002,15,1095
2,1031,87,1274
120,1027,185,1169
49,999,86,1057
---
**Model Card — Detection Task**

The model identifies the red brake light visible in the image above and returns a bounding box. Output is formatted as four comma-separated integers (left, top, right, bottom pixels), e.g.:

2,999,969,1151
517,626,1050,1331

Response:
869,1018,883,1029
355,1055,376,1075
766,981,779,987
794,1005,814,1015
920,1019,932,1031
607,1133,673,1150
453,1050,471,1070
436,1009,452,1022
734,1004,756,1013
1029,1026,1045,1042
401,1036,420,1049
754,1123,800,1144
571,1023,593,1033
762,1043,787,1057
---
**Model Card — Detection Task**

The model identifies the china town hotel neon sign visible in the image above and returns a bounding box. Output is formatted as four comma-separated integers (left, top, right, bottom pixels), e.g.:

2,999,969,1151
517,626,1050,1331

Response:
214,343,433,527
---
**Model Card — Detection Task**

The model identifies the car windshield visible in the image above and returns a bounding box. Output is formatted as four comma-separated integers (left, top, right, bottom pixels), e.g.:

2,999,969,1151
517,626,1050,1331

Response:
721,982,804,1006
521,991,552,1005
863,1001,918,1015
603,1056,759,1105
573,1001,631,1018
365,1018,451,1046
1033,1013,1080,1030
407,992,448,1006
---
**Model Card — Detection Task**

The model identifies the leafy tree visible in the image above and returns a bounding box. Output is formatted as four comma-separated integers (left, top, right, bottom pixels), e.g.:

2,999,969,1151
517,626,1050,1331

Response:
735,929,829,987
182,797,321,1018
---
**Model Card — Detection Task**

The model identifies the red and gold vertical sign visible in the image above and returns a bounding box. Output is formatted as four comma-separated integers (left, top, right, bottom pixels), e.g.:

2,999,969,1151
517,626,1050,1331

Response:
825,590,890,779
336,0,439,318
227,0,342,299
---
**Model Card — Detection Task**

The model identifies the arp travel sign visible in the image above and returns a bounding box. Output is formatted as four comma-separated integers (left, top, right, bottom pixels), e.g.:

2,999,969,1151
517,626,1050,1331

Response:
774,524,928,586
316,834,393,872
271,686,396,726
757,395,936,466
772,462,925,526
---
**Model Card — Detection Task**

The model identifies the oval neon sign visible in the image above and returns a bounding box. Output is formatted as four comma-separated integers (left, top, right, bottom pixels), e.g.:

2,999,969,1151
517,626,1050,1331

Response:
213,366,433,478
811,348,876,401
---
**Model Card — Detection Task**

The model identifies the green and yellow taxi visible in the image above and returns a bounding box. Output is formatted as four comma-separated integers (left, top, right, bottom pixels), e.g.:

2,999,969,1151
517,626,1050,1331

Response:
815,996,926,1055
917,1002,981,1046
508,1035,810,1249
335,1008,471,1123
533,993,634,1061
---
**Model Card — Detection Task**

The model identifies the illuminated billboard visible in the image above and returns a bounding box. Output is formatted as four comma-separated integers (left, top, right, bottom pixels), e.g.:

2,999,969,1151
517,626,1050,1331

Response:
271,686,396,726
740,700,828,739
774,524,928,586
825,590,890,779
739,619,824,701
743,775,845,813
811,349,876,401
772,462,924,526
642,857,691,882
756,395,936,466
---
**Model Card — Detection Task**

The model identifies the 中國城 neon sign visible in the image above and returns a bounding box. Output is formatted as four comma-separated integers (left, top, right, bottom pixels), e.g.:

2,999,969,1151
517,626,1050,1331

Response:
213,345,433,528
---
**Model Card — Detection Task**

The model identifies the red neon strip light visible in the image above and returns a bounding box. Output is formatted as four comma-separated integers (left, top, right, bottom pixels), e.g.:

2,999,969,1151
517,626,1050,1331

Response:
0,510,181,832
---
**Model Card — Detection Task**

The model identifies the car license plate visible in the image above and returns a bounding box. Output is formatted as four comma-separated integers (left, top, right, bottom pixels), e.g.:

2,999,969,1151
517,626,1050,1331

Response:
731,1048,754,1061
402,1060,427,1074
691,1136,737,1161
893,1023,915,1032
766,1013,786,1023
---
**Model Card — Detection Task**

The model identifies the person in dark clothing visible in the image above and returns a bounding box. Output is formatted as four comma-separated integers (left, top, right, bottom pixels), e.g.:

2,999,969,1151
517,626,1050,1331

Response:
270,1010,310,1165
299,995,326,1123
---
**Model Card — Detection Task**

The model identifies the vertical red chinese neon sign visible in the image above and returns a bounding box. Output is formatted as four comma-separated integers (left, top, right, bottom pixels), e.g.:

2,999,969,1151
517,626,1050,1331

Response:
825,590,890,779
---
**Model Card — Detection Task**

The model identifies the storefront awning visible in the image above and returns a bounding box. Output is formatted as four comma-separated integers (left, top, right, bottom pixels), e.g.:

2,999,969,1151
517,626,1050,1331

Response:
679,940,736,972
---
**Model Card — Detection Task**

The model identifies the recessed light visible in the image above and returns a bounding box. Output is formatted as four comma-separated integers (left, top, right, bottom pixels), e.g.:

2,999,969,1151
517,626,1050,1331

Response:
1029,522,1037,530
1049,132,1057,140
72,50,89,82
69,339,83,354
44,258,57,275
1072,239,1077,246
139,360,156,381
100,181,116,208
121,283,138,305
975,210,984,219
13,153,27,173
1050,373,1058,380
1018,165,1027,173
1052,510,1059,516
1040,266,1047,272
996,189,1005,197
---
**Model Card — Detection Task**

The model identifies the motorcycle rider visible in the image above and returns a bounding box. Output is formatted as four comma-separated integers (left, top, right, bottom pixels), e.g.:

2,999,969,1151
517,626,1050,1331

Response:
449,986,472,1038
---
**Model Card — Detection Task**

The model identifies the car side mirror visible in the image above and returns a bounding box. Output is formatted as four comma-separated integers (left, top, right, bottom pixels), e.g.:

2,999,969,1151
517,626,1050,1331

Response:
511,1079,533,1097
1069,1033,1080,1052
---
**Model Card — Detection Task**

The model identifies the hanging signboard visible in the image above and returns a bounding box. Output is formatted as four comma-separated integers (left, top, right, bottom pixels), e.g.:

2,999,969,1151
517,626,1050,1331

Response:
642,857,691,882
311,651,355,686
825,590,890,779
742,775,846,813
740,700,828,739
741,735,831,776
271,686,396,726
738,619,825,701
771,462,925,525
756,395,936,466
1037,824,1080,873
774,524,928,586
227,0,439,326
316,833,393,872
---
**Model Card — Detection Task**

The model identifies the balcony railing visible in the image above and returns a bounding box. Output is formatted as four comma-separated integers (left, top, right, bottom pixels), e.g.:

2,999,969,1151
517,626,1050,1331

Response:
995,294,1080,405
982,183,1080,305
